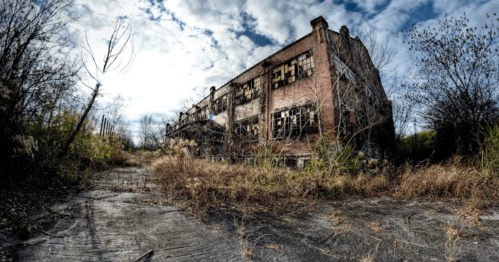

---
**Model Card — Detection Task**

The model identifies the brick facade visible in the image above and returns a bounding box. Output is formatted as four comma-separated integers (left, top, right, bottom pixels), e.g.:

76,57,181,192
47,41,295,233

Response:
166,16,395,158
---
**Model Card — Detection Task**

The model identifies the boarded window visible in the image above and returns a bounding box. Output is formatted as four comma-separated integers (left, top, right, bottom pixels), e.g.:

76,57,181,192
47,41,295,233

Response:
235,77,260,105
272,104,318,139
272,50,314,89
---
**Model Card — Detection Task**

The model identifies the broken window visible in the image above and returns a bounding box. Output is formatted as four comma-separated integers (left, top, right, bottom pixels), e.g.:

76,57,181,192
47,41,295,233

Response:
235,77,260,105
272,50,314,89
333,54,355,83
272,104,318,139
297,52,314,79
338,110,354,136
214,94,228,113
198,106,209,120
234,117,259,139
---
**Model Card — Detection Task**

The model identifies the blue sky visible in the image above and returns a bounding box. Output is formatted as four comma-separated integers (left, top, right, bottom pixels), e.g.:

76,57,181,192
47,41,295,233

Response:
69,0,499,140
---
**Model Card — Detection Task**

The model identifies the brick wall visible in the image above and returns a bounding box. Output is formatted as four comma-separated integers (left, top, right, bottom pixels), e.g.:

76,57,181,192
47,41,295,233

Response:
167,16,394,156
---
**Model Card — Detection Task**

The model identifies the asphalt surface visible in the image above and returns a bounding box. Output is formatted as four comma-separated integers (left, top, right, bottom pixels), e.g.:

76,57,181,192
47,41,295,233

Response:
3,166,499,261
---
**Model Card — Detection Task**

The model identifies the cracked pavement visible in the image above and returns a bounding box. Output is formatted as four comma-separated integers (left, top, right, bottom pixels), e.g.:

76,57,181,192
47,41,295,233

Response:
3,166,499,261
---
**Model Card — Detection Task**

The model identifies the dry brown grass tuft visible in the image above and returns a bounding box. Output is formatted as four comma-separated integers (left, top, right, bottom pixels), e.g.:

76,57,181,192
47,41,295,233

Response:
152,154,392,215
441,223,461,262
366,222,384,233
329,210,346,226
393,157,499,219
150,151,499,219
134,150,163,165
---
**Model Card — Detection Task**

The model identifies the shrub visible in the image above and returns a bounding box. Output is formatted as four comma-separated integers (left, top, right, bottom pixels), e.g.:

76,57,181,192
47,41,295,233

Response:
1,109,128,187
397,130,436,163
478,125,499,174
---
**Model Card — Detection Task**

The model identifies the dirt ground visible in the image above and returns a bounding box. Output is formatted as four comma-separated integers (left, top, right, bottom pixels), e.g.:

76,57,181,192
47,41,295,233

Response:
1,166,499,261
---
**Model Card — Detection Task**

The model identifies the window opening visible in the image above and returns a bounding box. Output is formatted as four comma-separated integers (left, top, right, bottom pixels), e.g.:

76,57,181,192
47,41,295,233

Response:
333,54,355,83
272,50,314,89
235,117,259,139
214,94,228,113
199,106,209,120
235,77,260,104
272,104,318,139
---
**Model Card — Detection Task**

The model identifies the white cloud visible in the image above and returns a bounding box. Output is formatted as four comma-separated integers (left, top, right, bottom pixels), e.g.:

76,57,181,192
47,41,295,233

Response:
352,0,388,14
68,0,498,142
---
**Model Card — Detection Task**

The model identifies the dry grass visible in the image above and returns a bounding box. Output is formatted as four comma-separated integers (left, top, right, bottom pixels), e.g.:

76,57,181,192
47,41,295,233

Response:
393,157,499,220
366,222,384,233
152,154,391,215
329,210,346,226
441,223,461,262
150,151,499,219
134,150,162,164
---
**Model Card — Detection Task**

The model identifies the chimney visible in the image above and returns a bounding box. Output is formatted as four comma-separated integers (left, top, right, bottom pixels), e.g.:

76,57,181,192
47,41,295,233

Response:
310,16,329,43
310,16,329,31
210,86,216,100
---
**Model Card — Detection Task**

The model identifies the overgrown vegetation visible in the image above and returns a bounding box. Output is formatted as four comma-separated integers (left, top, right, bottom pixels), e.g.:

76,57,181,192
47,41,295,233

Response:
396,130,437,163
400,12,499,157
152,138,391,216
150,134,499,224
0,0,134,238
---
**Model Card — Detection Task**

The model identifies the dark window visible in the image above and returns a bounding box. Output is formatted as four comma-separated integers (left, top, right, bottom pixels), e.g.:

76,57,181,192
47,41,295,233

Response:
272,50,314,89
214,94,228,113
199,106,209,120
235,117,259,139
272,104,318,139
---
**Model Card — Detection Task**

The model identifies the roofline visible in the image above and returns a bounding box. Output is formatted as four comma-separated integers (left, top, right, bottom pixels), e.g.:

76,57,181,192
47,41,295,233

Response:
182,31,318,116
213,31,316,91
182,28,357,118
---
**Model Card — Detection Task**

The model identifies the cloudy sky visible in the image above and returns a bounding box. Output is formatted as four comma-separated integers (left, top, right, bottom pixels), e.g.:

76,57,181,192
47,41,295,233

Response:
68,0,498,139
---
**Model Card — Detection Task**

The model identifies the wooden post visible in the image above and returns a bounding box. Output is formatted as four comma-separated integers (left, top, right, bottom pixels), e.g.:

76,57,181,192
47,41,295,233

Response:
99,115,105,137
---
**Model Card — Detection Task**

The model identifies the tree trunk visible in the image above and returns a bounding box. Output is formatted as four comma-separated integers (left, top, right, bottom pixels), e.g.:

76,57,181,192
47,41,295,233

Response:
58,83,100,158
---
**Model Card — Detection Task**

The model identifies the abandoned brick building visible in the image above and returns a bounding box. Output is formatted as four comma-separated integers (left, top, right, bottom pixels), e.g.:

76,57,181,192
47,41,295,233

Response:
166,16,394,166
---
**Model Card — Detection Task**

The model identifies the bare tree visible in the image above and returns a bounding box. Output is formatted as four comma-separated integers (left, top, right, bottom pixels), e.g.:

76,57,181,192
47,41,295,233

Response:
0,0,80,181
401,13,499,156
59,16,135,158
354,25,396,72
139,114,169,152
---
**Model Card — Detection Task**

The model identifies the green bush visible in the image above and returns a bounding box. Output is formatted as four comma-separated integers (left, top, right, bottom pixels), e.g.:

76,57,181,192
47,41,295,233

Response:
397,130,436,163
478,126,499,174
304,134,362,176
1,110,127,187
